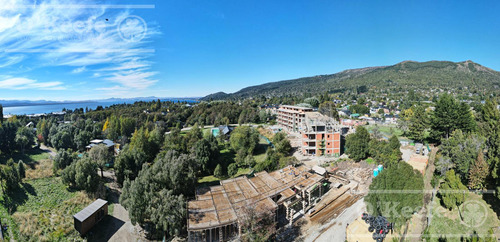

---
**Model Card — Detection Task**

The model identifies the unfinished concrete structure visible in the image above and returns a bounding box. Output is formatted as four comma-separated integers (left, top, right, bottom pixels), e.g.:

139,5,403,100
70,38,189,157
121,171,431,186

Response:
187,166,327,241
299,112,348,157
276,105,313,132
276,105,348,157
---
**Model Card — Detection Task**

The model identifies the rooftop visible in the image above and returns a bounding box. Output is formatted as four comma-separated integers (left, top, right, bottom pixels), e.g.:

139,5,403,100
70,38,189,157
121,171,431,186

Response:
73,199,108,222
188,166,324,231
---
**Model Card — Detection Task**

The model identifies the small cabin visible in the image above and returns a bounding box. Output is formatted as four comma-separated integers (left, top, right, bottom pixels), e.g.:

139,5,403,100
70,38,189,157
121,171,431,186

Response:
73,199,108,236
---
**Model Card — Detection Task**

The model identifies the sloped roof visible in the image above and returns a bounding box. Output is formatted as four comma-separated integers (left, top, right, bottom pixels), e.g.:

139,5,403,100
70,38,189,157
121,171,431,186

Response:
73,199,108,222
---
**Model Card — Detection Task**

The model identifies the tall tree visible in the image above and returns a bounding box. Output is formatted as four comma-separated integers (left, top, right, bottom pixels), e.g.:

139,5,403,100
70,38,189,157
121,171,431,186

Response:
432,94,476,139
468,152,488,190
15,126,35,154
408,105,427,142
345,126,370,161
88,144,113,177
0,104,3,124
120,150,197,238
18,160,25,180
365,161,424,226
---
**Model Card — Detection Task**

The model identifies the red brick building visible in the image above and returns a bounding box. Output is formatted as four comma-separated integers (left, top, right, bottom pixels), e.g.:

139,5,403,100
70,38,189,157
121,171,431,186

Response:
300,112,345,157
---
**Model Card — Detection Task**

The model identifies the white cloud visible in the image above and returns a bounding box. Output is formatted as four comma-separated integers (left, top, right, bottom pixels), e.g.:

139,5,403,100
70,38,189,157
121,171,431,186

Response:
0,0,160,94
95,85,126,91
0,77,65,90
71,66,86,74
0,55,24,68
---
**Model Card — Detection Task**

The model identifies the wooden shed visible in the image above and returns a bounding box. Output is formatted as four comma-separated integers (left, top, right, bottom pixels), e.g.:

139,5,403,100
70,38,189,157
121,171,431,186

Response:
73,199,108,236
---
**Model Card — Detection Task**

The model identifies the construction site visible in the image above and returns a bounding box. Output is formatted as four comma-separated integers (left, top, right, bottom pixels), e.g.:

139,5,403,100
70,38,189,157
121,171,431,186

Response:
187,160,376,242
299,112,350,157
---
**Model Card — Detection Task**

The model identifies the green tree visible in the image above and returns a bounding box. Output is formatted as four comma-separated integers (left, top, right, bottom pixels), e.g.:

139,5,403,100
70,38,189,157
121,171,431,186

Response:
18,160,25,180
439,169,468,210
318,101,339,120
75,130,92,152
15,126,35,154
304,97,320,108
365,161,424,226
120,150,197,238
88,144,113,178
115,145,147,185
408,105,427,142
53,149,75,172
440,130,485,181
349,104,369,115
214,164,224,178
120,117,137,137
230,126,259,157
345,126,370,161
62,157,100,193
0,104,3,124
432,94,476,139
478,99,500,136
228,163,238,177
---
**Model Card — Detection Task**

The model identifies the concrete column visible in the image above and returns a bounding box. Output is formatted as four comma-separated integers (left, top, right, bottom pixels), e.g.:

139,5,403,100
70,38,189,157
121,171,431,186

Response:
302,191,307,211
219,227,223,242
238,224,242,237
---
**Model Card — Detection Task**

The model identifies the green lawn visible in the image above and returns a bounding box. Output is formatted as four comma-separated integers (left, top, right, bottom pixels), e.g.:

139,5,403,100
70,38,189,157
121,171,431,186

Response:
425,193,499,241
0,148,50,167
365,124,404,138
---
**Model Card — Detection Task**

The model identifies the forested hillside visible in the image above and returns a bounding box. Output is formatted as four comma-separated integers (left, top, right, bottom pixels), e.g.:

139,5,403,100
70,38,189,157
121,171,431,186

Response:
203,60,500,100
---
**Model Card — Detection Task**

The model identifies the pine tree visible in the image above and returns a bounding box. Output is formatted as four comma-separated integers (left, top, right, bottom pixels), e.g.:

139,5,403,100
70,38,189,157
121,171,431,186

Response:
408,105,427,142
18,160,25,180
468,152,488,189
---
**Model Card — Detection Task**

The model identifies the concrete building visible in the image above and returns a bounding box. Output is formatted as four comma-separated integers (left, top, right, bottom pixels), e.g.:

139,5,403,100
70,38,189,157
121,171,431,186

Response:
187,166,327,241
276,105,313,132
299,112,347,157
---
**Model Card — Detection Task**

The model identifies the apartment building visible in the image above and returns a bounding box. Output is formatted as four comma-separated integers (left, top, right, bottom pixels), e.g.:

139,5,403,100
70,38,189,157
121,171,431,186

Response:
300,112,347,157
276,105,313,132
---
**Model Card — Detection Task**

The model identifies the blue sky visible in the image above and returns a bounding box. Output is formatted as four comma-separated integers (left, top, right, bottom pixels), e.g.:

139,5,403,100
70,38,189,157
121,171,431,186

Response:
0,0,499,100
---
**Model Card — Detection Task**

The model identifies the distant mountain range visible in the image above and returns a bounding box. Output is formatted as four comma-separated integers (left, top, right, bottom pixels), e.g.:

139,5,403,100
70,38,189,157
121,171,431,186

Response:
202,60,500,100
0,97,201,107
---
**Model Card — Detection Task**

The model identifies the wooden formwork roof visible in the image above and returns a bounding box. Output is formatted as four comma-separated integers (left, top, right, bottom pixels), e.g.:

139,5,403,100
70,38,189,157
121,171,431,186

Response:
188,166,323,231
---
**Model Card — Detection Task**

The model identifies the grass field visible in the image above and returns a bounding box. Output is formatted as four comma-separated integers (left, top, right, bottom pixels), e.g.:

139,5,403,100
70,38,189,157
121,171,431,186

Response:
0,148,93,241
365,124,404,138
425,193,499,241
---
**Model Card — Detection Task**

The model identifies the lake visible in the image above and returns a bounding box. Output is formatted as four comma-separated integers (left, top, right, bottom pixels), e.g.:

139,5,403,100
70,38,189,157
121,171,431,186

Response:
3,99,198,116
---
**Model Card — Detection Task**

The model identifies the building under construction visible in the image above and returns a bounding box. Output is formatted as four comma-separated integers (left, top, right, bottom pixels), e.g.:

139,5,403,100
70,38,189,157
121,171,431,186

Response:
187,165,328,241
299,112,349,157
276,105,313,132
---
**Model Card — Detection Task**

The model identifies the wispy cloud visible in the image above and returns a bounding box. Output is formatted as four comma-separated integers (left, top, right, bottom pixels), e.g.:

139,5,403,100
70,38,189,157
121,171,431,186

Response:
0,77,65,90
71,66,86,74
0,55,24,68
0,0,160,94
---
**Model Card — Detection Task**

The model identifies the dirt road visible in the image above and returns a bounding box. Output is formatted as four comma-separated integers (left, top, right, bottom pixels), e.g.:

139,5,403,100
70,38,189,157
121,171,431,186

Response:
88,170,146,242
39,143,56,157
304,198,366,242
